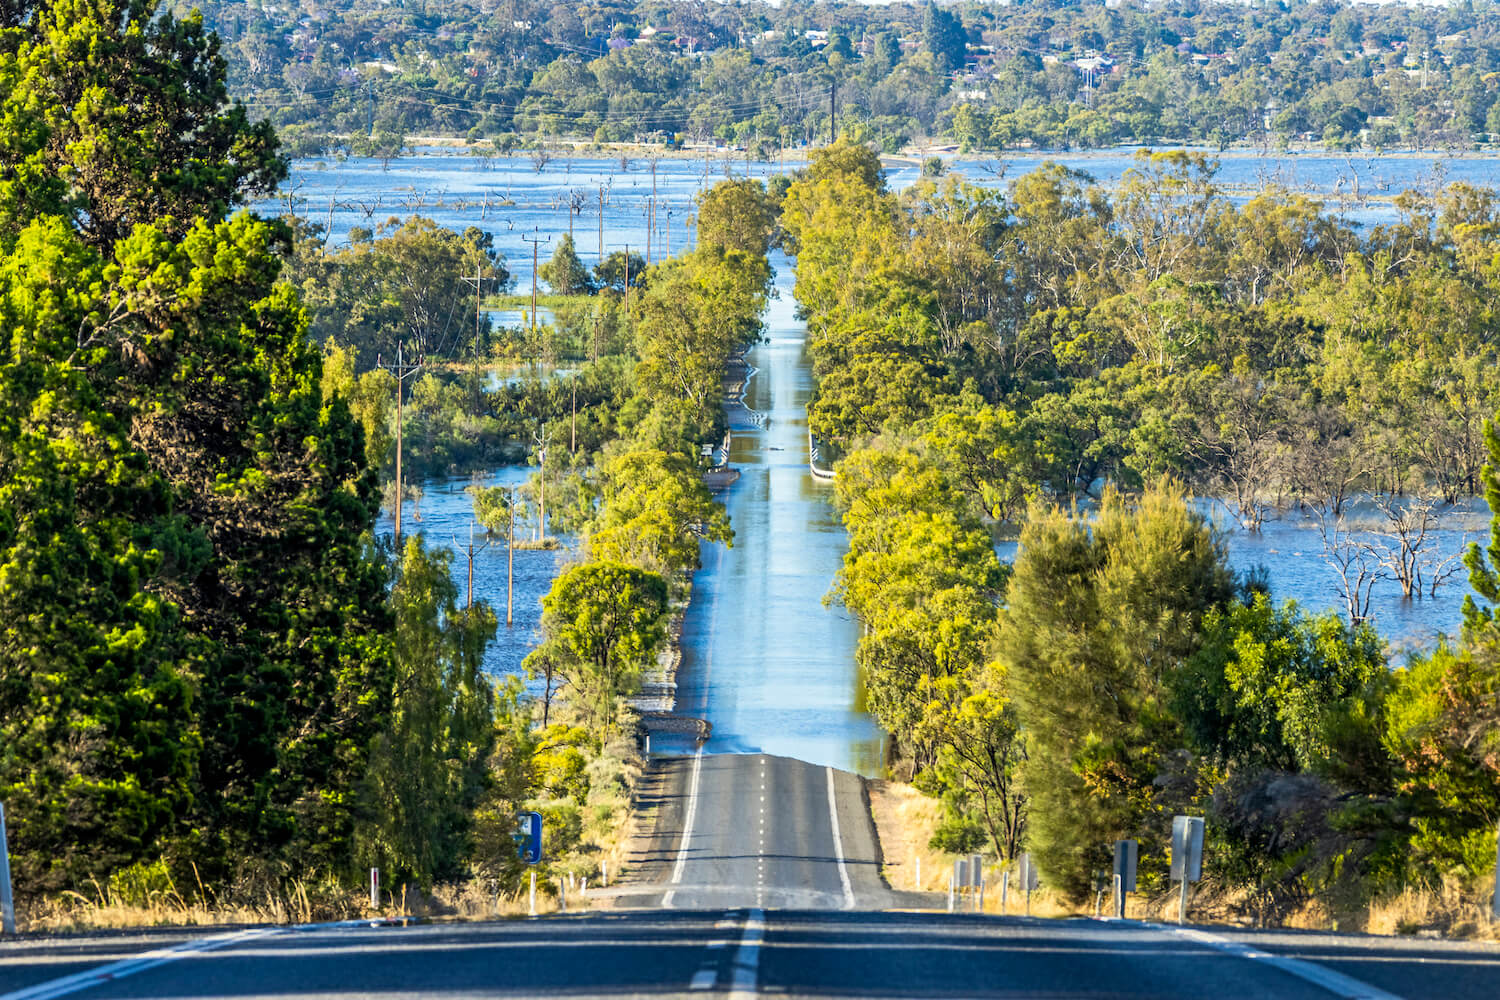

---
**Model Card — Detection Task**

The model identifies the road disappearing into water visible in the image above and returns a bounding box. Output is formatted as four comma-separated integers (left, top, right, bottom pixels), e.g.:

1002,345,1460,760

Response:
5,205,1499,1000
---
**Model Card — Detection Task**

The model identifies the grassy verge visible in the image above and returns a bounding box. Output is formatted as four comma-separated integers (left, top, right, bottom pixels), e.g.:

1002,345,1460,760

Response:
867,777,1500,936
488,293,600,312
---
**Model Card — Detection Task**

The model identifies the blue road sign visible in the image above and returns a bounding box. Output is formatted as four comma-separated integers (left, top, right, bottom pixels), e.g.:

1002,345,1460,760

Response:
517,811,543,865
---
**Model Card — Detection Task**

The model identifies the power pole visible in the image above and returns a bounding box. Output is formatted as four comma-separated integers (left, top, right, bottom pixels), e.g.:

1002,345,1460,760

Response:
506,487,515,625
377,343,422,544
534,425,549,543
455,525,491,610
570,376,577,454
522,227,549,369
830,79,838,144
460,261,491,354
598,183,607,265
647,158,658,265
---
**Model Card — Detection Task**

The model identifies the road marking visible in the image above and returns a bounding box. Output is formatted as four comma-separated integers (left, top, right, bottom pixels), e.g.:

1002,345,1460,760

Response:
825,766,856,910
689,969,717,990
662,746,705,909
0,927,278,1000
1162,924,1407,1000
728,908,765,1000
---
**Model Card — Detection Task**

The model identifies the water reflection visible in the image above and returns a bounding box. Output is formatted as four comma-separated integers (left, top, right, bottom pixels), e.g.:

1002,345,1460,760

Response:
375,467,572,682
669,251,886,775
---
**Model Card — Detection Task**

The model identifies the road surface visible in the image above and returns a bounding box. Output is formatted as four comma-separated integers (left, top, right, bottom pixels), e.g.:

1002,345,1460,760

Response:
4,752,1500,999
608,752,890,911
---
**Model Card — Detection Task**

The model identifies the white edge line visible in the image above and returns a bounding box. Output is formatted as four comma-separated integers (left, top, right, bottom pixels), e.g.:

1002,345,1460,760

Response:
0,926,279,1000
727,907,765,1000
0,917,416,1000
825,766,855,910
663,745,705,909
1156,923,1408,1000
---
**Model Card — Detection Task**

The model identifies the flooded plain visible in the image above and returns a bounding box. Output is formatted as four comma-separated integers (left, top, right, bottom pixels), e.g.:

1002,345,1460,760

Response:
303,149,1497,772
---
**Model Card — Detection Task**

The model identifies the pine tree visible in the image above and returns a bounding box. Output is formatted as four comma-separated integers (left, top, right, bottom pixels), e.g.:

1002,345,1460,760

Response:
997,484,1234,899
1463,418,1500,634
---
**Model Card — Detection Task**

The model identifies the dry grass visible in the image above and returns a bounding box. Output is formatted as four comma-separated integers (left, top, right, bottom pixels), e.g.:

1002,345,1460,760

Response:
866,778,1086,917
21,877,365,933
867,778,950,894
1362,876,1499,941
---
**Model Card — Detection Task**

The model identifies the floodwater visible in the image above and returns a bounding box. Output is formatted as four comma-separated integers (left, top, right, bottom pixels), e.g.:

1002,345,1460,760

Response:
373,466,571,681
287,148,1500,772
669,250,886,775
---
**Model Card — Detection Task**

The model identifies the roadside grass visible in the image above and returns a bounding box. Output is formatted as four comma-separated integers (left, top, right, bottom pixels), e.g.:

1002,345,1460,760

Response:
867,778,952,895
1361,877,1499,941
20,878,355,932
865,777,1499,938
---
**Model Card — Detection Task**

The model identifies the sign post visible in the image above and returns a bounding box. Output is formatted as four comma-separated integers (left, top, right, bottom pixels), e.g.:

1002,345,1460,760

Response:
517,811,544,865
0,803,15,934
1171,816,1205,925
1113,839,1137,919
1492,820,1499,923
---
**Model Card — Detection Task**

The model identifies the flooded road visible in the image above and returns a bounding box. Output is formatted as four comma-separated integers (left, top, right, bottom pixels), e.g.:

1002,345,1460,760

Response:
669,251,886,775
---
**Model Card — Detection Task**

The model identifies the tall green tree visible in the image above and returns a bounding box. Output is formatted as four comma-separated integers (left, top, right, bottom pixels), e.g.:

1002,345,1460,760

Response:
1463,418,1500,634
539,233,595,295
0,219,199,894
537,561,668,737
588,449,732,575
0,0,284,251
360,539,496,887
996,484,1235,899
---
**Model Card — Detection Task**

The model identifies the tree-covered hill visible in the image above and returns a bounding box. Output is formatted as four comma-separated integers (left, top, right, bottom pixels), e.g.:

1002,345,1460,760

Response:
190,0,1500,154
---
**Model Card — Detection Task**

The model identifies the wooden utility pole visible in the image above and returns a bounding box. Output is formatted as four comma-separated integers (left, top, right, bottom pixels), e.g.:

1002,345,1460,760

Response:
830,79,838,144
455,525,491,609
522,227,549,371
378,343,422,543
506,487,516,626
647,158,659,265
534,425,549,543
598,184,607,265
460,261,491,353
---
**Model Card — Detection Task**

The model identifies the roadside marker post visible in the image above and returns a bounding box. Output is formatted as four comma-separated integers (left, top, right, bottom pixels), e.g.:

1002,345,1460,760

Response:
1018,852,1039,915
970,853,983,912
1171,816,1205,925
1000,870,1009,913
1113,839,1138,919
1492,820,1499,922
0,802,15,934
368,868,379,910
947,870,955,913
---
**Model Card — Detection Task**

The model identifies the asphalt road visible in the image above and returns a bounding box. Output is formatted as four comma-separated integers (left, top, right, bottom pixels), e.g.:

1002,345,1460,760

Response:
609,752,891,911
2,752,1499,999
4,907,1500,999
